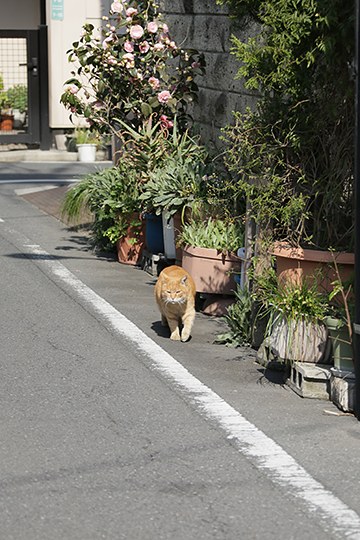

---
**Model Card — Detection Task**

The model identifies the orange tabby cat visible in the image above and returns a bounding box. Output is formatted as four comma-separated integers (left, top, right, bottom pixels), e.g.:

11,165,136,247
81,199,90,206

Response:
155,265,196,342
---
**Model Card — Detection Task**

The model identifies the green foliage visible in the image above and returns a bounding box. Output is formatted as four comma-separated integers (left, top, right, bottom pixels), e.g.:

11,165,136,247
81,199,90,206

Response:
255,272,328,329
220,0,354,251
5,84,27,112
61,165,141,250
177,217,244,253
140,157,207,219
60,0,205,136
137,124,209,218
74,128,100,145
268,281,328,324
215,286,253,346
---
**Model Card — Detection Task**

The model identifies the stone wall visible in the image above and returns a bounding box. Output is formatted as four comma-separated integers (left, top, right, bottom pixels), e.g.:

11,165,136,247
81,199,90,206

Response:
161,0,257,146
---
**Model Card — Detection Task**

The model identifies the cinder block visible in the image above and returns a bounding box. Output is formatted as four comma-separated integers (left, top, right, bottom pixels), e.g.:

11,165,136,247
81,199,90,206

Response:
140,250,161,276
286,362,331,400
330,368,355,412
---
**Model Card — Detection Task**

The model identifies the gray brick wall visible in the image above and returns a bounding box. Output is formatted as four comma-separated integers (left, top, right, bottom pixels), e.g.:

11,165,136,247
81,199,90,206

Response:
161,0,257,146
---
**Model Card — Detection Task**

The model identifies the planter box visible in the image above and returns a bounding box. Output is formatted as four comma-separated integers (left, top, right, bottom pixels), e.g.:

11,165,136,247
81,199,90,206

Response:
271,242,354,291
268,317,331,364
181,245,241,295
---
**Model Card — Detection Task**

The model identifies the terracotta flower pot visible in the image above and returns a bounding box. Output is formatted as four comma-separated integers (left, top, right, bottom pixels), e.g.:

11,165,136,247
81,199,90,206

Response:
181,245,241,294
271,242,354,291
0,113,14,131
116,217,145,266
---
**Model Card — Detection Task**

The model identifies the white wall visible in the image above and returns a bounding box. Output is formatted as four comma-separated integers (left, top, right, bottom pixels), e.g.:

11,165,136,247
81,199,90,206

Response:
47,0,110,128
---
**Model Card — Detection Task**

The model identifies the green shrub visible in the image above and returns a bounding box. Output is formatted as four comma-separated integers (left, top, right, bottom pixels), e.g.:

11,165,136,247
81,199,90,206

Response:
216,286,253,346
61,165,141,250
177,217,244,253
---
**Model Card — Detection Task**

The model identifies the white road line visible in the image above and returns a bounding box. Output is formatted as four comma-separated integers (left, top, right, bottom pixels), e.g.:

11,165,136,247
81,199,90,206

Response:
19,241,360,539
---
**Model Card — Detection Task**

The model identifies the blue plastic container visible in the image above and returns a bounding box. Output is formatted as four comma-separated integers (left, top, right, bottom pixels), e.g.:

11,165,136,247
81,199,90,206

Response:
145,213,164,254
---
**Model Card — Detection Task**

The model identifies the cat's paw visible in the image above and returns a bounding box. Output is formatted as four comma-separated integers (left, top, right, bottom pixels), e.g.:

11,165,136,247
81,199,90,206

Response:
181,332,191,342
170,332,181,341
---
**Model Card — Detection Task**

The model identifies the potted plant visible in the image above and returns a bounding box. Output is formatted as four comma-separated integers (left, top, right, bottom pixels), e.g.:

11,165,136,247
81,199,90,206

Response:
139,148,208,261
61,164,144,264
256,271,330,366
60,0,205,138
5,84,27,129
73,128,100,162
316,252,355,373
177,215,244,314
221,0,354,293
0,76,14,131
324,268,355,411
118,117,209,261
60,0,206,265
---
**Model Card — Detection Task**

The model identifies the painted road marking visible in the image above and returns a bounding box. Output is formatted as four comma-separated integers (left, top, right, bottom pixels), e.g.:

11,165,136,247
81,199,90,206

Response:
13,239,360,539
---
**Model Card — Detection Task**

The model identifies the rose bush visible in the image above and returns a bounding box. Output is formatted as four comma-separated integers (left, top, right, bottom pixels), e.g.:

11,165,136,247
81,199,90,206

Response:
60,0,205,135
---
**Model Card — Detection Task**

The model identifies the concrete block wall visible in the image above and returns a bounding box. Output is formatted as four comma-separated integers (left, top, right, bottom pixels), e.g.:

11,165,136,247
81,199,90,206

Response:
161,0,257,146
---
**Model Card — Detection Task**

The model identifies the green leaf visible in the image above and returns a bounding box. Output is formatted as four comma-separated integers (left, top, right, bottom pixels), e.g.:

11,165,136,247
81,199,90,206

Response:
141,102,153,117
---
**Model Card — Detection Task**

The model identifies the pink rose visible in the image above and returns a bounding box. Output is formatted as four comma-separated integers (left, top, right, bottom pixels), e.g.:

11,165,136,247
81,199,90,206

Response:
147,21,158,33
157,90,171,104
124,41,134,52
126,7,138,17
139,41,150,53
148,76,160,89
130,25,144,40
162,23,169,34
111,1,123,13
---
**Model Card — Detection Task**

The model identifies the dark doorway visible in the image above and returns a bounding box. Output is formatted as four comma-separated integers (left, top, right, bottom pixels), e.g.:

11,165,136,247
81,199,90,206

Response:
0,29,49,146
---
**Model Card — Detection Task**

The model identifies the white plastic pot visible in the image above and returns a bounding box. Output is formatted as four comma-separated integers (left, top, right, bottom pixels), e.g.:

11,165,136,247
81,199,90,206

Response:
77,144,96,162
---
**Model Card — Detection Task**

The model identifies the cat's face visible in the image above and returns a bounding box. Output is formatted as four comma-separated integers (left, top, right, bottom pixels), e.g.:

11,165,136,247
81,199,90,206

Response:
161,277,188,305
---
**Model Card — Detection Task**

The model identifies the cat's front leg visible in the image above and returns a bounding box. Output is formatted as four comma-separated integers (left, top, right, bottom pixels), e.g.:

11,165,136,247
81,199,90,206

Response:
180,309,195,342
167,317,181,341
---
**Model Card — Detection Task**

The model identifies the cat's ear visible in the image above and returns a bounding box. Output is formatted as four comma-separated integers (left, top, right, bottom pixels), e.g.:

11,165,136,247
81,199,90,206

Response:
181,276,188,285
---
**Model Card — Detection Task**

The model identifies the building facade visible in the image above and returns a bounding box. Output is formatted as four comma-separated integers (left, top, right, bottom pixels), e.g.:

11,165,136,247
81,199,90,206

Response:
0,0,252,150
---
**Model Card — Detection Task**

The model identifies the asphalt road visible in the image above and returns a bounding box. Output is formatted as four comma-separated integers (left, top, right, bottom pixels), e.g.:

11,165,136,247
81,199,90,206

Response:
1,180,360,540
